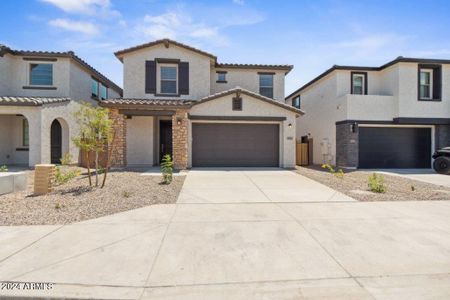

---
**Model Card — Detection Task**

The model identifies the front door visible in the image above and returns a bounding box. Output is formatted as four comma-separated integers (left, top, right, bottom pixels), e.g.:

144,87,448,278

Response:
50,119,62,164
159,120,173,162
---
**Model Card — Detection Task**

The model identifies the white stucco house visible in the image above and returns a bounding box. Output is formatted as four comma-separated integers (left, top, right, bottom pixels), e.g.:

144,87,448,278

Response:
0,45,122,167
286,57,450,169
100,39,303,169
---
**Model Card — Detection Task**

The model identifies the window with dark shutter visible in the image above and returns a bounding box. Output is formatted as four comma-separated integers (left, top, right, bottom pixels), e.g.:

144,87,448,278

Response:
418,64,441,101
178,62,189,95
232,97,242,111
145,60,157,94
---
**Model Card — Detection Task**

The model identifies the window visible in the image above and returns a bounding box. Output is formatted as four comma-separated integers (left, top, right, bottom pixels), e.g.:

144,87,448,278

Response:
217,72,227,82
259,74,273,98
22,118,29,147
30,63,53,86
351,73,366,95
292,96,301,109
99,83,108,100
232,97,242,111
91,78,99,98
160,65,177,94
419,69,432,99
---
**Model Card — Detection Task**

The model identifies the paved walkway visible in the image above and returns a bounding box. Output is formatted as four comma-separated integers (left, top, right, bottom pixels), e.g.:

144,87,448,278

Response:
1,170,450,299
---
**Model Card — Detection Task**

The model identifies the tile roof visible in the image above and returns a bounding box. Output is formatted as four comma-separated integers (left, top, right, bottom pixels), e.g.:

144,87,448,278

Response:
194,87,304,115
114,39,217,61
216,63,294,73
0,96,70,106
0,45,122,95
100,98,192,107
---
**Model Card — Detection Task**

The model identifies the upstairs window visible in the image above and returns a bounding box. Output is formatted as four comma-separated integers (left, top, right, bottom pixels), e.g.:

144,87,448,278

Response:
217,72,227,83
351,72,366,95
292,95,301,109
160,65,177,94
91,78,99,98
259,74,274,98
30,63,53,86
100,83,108,100
419,69,433,99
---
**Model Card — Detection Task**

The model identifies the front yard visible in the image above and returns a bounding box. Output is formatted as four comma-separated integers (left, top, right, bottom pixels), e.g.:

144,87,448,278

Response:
296,166,450,201
0,169,185,226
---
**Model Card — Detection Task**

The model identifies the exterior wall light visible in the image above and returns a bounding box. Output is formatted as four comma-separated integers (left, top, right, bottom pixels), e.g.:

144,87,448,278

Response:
288,123,292,128
177,118,182,125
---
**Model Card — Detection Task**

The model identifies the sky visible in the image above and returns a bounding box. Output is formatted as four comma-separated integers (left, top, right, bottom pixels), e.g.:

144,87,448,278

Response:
1,0,450,95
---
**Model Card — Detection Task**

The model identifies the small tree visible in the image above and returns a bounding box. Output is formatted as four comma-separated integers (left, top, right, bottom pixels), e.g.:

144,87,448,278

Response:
73,102,113,187
160,154,173,184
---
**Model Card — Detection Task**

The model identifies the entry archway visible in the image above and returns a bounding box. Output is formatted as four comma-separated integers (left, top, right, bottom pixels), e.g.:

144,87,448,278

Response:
50,119,62,164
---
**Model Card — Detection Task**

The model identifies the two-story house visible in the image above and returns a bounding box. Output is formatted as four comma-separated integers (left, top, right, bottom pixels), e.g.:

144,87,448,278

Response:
0,44,122,167
286,57,450,169
101,39,303,169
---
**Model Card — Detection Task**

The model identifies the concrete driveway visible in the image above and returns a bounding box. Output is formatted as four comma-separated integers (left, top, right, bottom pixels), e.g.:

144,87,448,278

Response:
1,170,450,299
374,169,450,188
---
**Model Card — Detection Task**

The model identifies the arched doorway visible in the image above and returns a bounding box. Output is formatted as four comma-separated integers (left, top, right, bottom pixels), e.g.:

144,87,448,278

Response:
50,119,62,164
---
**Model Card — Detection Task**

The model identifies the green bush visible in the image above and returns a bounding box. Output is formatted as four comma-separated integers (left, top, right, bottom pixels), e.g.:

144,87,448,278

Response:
368,173,386,193
122,191,131,198
160,154,174,184
0,165,8,172
60,153,73,166
55,167,80,185
321,163,344,179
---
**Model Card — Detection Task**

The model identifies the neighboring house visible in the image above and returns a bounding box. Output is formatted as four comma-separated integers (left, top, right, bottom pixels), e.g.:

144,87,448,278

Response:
101,39,303,169
0,45,122,167
286,57,450,169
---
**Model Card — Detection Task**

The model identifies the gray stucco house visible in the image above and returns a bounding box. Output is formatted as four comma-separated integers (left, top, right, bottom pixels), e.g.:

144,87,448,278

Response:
286,57,450,169
0,45,122,167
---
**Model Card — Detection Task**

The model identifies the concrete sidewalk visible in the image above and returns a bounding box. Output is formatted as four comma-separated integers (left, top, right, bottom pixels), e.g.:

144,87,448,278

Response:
1,170,450,299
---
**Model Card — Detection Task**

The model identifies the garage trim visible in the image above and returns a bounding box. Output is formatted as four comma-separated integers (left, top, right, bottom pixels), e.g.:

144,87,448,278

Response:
188,115,286,121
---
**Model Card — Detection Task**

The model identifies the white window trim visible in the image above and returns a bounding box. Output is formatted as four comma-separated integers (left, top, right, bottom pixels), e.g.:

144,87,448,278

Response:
419,69,433,99
28,62,54,87
157,63,178,95
352,74,365,95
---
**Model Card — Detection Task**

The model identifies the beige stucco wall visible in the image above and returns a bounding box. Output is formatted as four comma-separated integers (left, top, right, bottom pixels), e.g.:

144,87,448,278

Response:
0,54,12,95
126,116,154,166
0,115,28,165
211,68,286,102
122,43,212,100
189,94,297,168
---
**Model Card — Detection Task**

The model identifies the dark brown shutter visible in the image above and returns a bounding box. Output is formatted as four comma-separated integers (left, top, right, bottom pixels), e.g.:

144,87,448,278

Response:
178,62,189,95
145,60,156,94
433,66,441,99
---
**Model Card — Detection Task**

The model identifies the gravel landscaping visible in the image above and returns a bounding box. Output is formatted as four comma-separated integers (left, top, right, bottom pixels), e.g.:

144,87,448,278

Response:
296,166,450,201
0,168,185,225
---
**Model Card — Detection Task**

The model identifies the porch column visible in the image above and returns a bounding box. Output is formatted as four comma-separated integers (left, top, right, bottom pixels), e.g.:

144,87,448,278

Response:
108,108,126,167
172,109,189,169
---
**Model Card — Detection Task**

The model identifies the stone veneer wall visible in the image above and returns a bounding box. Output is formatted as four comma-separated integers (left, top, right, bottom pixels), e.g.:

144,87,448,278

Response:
108,108,126,167
435,125,450,150
172,109,189,169
335,123,358,168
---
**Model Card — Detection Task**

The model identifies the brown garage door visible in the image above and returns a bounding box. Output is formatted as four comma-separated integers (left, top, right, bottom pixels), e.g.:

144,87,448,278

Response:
192,123,279,167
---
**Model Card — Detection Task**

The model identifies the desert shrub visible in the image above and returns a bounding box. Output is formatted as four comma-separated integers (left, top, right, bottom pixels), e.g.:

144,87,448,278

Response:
368,173,386,193
60,153,73,166
55,167,80,185
161,154,174,184
0,165,8,172
122,191,131,198
321,163,344,179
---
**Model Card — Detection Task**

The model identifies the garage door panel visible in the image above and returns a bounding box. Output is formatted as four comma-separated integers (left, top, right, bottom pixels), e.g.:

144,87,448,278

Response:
358,127,431,169
192,123,279,167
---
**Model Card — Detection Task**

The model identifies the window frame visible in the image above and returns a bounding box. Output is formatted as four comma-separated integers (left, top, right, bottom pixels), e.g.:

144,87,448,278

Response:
351,72,367,95
99,83,108,100
259,73,274,99
29,63,53,86
216,71,227,83
158,63,178,95
419,68,433,100
91,78,99,98
22,118,29,147
292,95,301,109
